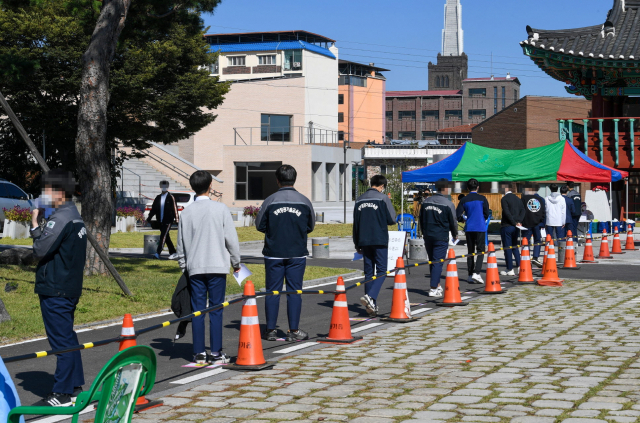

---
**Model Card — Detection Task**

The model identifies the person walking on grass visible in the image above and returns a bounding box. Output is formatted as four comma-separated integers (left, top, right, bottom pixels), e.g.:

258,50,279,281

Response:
456,178,489,284
420,179,458,297
176,170,241,365
256,165,315,342
353,174,396,316
146,180,179,260
500,182,525,276
31,170,86,407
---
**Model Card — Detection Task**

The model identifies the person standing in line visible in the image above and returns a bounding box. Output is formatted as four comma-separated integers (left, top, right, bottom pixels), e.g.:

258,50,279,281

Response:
566,181,582,242
146,180,179,259
30,170,86,407
545,183,566,241
256,165,315,341
420,179,458,297
353,175,396,316
456,178,489,284
176,171,241,364
521,183,546,268
500,183,526,276
561,185,576,240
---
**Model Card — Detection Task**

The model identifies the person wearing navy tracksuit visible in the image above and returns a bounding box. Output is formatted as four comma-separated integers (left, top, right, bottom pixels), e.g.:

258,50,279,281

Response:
353,175,396,317
30,170,86,407
561,185,576,240
420,179,458,297
256,165,315,342
566,182,582,242
456,178,489,284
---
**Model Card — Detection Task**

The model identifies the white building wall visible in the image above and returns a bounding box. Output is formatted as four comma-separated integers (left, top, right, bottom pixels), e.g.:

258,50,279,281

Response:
303,46,339,134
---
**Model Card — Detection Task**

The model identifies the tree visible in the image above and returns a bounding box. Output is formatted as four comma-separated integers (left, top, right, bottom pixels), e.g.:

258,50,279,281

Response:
0,0,230,274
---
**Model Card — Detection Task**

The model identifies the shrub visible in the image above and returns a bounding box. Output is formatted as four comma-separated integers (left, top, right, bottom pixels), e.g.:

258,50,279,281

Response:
243,205,260,218
116,206,144,221
2,206,31,223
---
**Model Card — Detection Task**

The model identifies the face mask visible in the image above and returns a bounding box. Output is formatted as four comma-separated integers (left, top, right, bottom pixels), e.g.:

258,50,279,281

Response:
161,187,168,192
39,193,54,208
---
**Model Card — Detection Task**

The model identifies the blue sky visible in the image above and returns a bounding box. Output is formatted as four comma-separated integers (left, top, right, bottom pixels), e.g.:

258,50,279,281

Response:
202,0,611,97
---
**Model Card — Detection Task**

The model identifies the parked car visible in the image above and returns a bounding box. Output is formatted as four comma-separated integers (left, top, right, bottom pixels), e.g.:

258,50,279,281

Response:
143,190,196,223
0,179,34,231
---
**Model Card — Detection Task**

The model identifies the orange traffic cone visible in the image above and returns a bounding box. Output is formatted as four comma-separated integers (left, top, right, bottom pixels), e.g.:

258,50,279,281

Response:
625,224,638,251
118,314,163,412
227,281,274,371
484,242,501,287
562,230,581,270
580,232,598,263
381,257,414,321
437,249,468,307
597,229,613,259
537,240,564,287
611,226,625,254
516,237,535,284
318,277,363,343
541,234,552,273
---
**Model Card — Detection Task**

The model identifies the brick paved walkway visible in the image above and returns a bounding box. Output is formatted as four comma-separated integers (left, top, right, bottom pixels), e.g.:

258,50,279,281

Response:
133,280,640,423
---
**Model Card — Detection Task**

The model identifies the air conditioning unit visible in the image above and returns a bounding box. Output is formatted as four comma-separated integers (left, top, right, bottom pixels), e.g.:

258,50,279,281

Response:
293,62,301,68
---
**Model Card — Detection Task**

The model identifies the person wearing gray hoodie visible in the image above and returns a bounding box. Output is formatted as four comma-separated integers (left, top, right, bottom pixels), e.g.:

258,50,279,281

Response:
545,184,566,241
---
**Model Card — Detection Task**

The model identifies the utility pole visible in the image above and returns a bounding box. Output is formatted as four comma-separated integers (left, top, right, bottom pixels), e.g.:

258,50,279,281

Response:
343,136,350,224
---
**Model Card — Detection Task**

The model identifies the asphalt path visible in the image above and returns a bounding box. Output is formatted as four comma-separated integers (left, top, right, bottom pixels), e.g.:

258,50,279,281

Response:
2,252,639,418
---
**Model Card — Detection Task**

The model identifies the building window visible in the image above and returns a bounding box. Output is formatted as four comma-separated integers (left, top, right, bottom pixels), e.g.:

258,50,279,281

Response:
422,131,437,139
445,76,449,87
397,131,416,140
339,75,367,87
422,110,439,120
258,55,276,65
209,59,219,75
385,131,393,140
398,111,416,120
514,90,518,101
380,165,387,174
386,111,393,120
235,162,282,200
338,131,345,141
338,94,344,104
445,110,462,120
338,112,344,123
436,76,441,88
261,114,291,141
469,88,486,97
502,86,506,109
494,87,498,115
468,109,486,120
228,56,245,66
284,50,302,71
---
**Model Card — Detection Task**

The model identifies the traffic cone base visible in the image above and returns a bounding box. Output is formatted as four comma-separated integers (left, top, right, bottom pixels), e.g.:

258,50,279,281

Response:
227,281,275,371
381,258,416,322
436,249,469,307
319,277,364,343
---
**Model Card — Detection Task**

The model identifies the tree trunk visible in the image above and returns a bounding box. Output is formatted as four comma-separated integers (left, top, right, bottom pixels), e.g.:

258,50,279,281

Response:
76,0,131,275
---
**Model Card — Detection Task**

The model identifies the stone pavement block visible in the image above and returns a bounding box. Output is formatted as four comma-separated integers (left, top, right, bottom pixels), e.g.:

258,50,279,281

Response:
308,414,348,421
193,401,228,408
201,419,236,423
606,417,637,423
578,401,624,410
571,410,601,417
212,409,258,418
348,417,395,423
531,399,575,409
439,395,482,404
230,401,278,409
364,408,413,417
561,419,608,423
160,397,192,407
276,403,321,412
411,411,457,419
511,417,556,423
256,411,302,420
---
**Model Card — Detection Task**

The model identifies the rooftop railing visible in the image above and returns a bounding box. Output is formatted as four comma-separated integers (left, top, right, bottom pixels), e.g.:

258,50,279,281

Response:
233,126,340,146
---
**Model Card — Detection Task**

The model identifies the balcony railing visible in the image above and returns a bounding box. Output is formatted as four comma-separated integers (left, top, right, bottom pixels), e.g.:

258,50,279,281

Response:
361,144,460,160
558,117,639,168
233,126,340,146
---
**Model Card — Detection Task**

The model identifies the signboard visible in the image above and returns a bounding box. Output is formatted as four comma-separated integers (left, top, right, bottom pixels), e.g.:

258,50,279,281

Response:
387,231,408,276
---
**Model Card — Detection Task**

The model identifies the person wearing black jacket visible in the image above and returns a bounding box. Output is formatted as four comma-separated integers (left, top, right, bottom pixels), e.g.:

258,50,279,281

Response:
353,175,396,317
420,179,458,297
256,165,315,341
146,180,179,259
500,183,526,276
566,181,582,242
30,170,87,407
521,184,546,268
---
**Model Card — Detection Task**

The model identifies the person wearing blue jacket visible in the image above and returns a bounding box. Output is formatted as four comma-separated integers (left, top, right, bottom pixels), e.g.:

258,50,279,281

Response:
561,185,576,240
353,175,396,317
256,165,315,342
456,179,489,284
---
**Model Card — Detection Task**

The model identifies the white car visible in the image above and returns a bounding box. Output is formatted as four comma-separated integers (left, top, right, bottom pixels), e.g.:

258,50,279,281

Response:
143,190,196,222
0,179,34,231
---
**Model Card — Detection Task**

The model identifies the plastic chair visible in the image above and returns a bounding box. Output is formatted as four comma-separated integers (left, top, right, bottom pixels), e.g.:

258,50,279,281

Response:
397,213,417,239
9,346,157,423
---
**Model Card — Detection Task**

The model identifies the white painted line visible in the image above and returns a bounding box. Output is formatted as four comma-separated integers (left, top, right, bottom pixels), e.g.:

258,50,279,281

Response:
461,296,472,300
36,407,94,422
170,367,228,385
411,308,431,315
351,323,384,333
274,342,319,354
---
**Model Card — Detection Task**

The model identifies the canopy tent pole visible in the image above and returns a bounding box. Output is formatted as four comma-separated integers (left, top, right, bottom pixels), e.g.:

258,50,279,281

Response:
610,182,613,231
401,182,404,219
626,178,629,222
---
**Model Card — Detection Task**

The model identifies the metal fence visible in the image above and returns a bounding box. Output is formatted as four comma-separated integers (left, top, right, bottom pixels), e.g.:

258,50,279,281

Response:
233,126,341,146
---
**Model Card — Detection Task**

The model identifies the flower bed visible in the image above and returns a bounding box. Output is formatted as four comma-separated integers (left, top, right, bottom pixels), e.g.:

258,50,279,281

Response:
2,206,32,239
115,207,143,233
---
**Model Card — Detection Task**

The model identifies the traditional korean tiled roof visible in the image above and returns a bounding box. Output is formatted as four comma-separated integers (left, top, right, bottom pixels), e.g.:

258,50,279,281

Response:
521,0,640,60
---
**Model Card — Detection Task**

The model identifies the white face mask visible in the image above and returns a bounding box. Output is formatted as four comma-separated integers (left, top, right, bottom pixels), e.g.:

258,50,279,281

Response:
161,187,168,192
39,193,54,207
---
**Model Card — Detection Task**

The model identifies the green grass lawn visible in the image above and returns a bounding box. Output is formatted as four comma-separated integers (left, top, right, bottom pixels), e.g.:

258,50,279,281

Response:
0,258,352,344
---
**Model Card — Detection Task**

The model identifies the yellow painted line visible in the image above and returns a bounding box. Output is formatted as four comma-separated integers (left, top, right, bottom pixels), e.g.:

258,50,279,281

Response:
83,342,94,349
162,321,170,327
36,351,47,358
